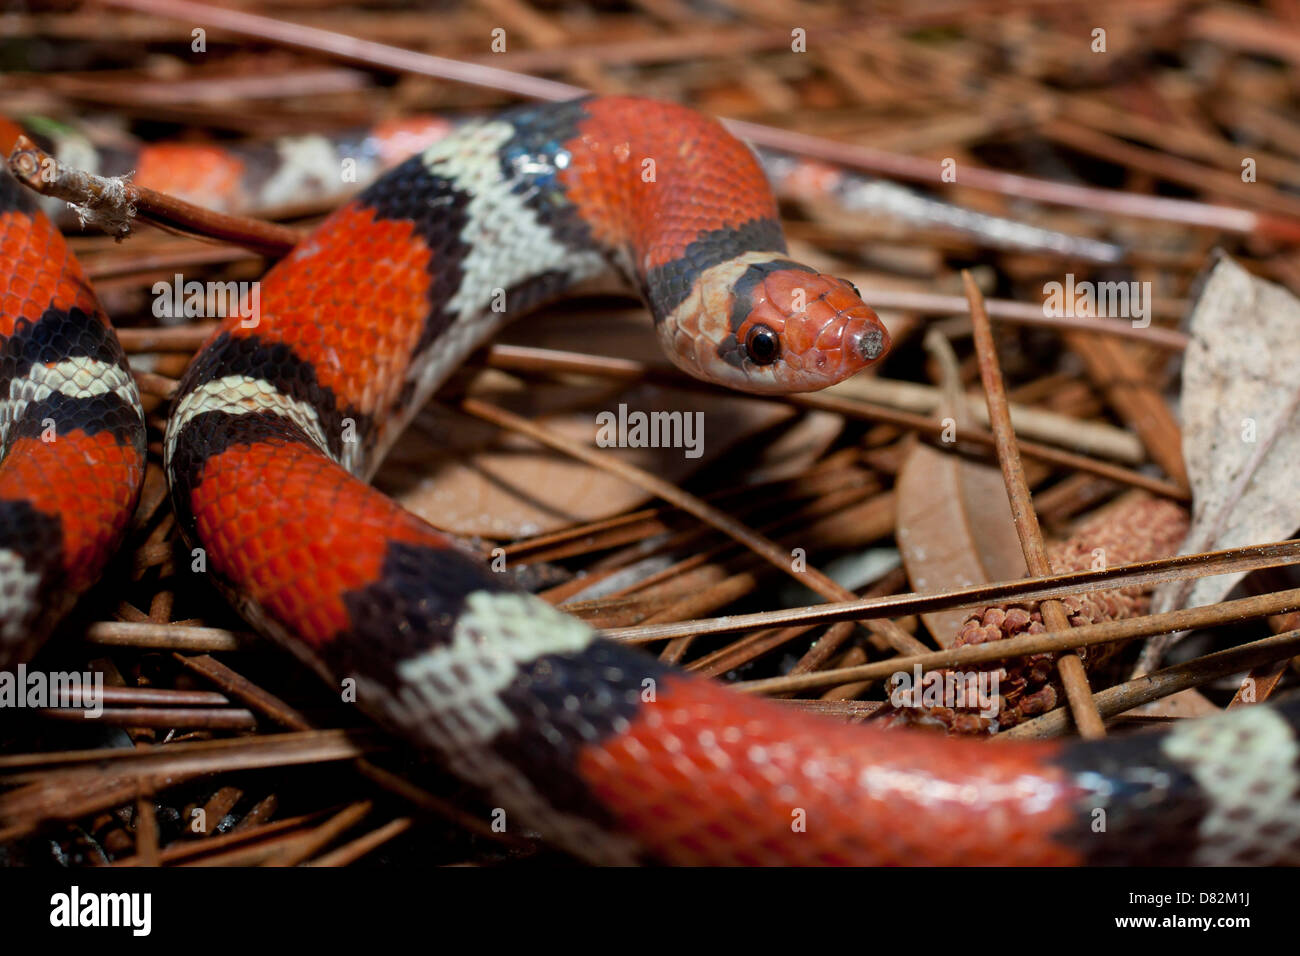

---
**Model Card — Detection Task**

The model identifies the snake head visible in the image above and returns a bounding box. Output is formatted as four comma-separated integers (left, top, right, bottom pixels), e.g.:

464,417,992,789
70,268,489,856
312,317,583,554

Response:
658,252,890,394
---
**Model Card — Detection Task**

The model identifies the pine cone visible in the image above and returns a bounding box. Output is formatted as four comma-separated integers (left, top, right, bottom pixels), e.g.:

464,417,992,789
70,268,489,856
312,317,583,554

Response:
878,493,1189,734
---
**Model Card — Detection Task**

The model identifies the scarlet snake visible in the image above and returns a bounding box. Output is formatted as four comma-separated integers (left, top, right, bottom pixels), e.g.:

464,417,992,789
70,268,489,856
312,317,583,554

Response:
4,97,1300,865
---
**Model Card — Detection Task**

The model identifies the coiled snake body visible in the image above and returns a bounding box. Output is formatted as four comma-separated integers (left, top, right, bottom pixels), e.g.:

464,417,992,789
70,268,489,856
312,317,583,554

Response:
4,97,1300,865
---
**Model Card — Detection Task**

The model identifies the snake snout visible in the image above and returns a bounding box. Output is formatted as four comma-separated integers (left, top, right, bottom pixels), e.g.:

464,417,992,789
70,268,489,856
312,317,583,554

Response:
850,323,888,363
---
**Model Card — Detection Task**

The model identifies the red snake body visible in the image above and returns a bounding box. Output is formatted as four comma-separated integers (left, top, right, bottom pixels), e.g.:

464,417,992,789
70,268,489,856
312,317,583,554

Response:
4,98,1300,865
0,169,145,665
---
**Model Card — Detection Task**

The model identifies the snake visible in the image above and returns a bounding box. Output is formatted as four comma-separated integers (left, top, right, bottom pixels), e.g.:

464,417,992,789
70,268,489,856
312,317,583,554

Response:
0,166,145,666
4,97,1300,865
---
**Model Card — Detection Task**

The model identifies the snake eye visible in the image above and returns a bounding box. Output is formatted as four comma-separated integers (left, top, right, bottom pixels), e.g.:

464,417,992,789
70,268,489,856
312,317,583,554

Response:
745,324,780,365
844,279,862,298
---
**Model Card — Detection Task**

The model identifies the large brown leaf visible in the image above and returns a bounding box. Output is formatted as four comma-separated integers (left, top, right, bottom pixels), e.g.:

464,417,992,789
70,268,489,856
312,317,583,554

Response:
1151,257,1300,615
895,333,1026,646
1136,256,1300,672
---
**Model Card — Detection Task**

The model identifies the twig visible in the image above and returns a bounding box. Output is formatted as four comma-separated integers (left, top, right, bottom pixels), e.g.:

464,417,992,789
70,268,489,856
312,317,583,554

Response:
732,587,1300,696
477,344,1188,499
459,396,922,655
38,706,257,730
111,813,326,866
1002,629,1300,739
175,654,312,730
602,540,1300,643
1227,659,1292,709
305,818,413,867
7,135,300,256
964,271,1105,737
0,730,375,780
85,620,250,652
94,0,1300,241
263,801,372,867
97,0,586,101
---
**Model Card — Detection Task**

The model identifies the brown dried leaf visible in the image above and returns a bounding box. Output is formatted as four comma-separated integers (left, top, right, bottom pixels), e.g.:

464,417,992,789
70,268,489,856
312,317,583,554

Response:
895,332,1026,646
896,444,1027,646
1151,256,1300,618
